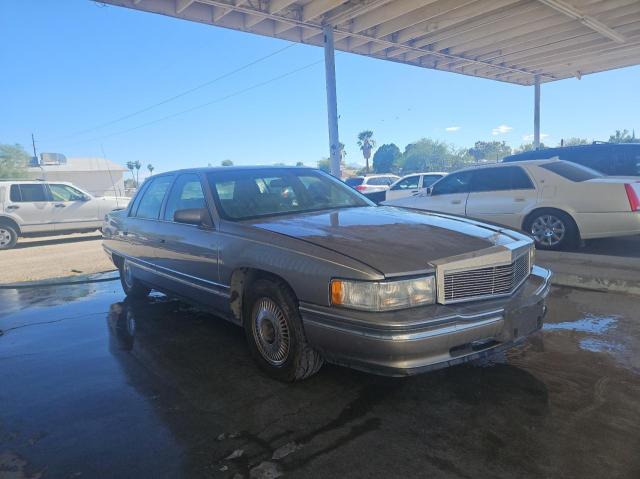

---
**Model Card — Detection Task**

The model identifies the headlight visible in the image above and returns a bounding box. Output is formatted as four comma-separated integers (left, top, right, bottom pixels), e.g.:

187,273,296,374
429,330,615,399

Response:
330,276,436,311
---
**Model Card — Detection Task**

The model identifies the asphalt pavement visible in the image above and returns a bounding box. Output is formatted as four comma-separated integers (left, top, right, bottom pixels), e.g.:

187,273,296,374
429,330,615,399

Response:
1,277,639,479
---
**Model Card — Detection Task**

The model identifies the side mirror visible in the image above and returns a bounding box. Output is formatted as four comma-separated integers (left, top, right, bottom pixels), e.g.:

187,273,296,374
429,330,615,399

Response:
174,208,207,226
426,187,433,195
82,195,91,201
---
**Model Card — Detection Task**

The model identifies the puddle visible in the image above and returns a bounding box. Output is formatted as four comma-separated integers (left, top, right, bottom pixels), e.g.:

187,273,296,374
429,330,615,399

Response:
579,338,625,354
543,314,618,334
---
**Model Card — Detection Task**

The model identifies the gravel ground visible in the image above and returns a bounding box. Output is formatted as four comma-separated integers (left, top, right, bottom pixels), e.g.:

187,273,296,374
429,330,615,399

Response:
0,233,115,284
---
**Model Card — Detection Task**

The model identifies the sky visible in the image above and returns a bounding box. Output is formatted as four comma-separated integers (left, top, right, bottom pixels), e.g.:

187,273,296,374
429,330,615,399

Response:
2,0,639,177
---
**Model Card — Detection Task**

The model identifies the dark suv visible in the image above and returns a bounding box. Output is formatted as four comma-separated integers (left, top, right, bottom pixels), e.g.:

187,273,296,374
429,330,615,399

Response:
503,143,640,176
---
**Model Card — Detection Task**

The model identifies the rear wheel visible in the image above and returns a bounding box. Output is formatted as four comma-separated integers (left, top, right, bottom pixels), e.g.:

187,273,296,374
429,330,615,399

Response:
525,210,577,250
119,259,151,299
0,225,18,250
243,278,323,382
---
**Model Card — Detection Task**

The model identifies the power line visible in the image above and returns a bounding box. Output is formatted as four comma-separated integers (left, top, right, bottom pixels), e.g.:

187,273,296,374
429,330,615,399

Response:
63,58,324,146
48,42,297,142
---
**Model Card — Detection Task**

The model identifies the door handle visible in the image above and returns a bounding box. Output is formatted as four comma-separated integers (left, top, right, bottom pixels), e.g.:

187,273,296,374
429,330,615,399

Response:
54,204,66,208
6,205,19,210
514,198,526,202
451,200,462,205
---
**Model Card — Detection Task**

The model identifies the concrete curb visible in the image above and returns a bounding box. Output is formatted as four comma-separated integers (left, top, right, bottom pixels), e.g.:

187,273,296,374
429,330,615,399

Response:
549,272,640,297
0,270,119,289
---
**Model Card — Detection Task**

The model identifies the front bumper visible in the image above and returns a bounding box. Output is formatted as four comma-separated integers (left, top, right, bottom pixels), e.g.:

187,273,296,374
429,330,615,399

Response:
300,265,552,376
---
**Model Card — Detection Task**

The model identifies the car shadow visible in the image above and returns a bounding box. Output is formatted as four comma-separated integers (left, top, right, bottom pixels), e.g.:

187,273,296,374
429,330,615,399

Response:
582,234,640,258
14,233,102,249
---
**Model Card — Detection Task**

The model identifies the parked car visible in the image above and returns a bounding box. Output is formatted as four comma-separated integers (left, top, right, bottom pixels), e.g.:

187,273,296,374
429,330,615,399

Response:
503,142,640,176
383,160,640,250
345,174,400,194
103,166,551,382
386,172,447,201
0,180,129,250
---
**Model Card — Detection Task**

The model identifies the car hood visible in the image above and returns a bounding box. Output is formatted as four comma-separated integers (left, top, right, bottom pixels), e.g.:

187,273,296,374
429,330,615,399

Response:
246,206,527,276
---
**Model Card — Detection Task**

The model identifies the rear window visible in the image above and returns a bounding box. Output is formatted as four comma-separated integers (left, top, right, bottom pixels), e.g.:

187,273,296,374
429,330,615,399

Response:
345,177,364,187
539,161,602,182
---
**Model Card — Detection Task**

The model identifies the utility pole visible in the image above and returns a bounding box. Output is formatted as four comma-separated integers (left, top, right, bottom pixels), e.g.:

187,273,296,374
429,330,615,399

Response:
31,133,38,163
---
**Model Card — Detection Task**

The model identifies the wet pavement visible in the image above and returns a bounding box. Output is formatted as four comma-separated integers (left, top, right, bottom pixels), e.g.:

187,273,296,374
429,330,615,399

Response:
1,278,639,479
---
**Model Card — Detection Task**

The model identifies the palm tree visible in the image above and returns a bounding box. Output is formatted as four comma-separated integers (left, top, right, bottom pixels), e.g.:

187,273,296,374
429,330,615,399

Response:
126,161,136,186
147,163,155,176
357,131,376,173
133,160,141,186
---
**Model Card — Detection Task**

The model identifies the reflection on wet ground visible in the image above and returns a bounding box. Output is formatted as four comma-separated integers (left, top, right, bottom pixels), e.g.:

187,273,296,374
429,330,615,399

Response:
1,279,639,478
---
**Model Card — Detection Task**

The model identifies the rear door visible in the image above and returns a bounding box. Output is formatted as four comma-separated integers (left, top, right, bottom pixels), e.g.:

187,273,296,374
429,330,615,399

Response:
6,184,55,233
465,166,538,229
48,184,102,231
424,171,472,215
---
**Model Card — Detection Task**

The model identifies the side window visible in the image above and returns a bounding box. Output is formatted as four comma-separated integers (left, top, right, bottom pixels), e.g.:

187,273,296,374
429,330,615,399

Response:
421,175,443,188
392,176,419,190
133,176,174,219
49,184,85,202
367,177,386,186
472,167,534,192
562,149,608,174
164,174,206,222
12,184,49,202
431,171,472,196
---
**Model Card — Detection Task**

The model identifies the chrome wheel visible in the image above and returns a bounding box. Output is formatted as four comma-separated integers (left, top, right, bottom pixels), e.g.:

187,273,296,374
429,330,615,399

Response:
530,214,566,247
0,228,11,248
123,260,135,289
252,297,290,366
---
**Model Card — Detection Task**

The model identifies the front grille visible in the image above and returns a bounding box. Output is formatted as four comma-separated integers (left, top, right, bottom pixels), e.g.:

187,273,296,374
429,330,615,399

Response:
443,253,530,303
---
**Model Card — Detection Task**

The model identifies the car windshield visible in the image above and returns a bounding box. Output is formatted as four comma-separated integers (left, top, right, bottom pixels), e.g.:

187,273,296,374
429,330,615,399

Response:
207,169,372,220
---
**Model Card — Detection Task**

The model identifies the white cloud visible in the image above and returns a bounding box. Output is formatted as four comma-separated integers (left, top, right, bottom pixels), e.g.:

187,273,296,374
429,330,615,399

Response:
522,133,550,142
445,126,461,132
491,124,513,135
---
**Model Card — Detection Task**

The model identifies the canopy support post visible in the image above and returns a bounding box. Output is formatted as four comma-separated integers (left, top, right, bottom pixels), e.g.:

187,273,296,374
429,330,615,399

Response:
323,24,341,177
534,76,541,149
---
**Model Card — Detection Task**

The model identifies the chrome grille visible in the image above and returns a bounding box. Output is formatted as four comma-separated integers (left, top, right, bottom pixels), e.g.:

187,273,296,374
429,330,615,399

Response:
443,253,530,303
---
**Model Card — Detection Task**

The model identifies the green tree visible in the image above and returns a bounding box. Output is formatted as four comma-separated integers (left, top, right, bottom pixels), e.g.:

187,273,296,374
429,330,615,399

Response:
317,158,330,173
126,160,142,187
561,137,589,146
147,163,155,176
468,141,512,162
515,142,547,153
221,159,234,166
372,143,401,173
609,129,639,143
0,143,30,179
295,161,304,167
357,131,376,173
401,139,453,173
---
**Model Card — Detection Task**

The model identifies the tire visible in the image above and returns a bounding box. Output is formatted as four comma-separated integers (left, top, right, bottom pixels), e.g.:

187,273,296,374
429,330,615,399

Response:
119,259,151,299
0,224,18,250
524,209,578,251
243,278,323,382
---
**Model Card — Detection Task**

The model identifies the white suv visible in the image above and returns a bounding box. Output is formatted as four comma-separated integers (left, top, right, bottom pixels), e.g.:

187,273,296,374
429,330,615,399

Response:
0,180,129,250
345,174,400,194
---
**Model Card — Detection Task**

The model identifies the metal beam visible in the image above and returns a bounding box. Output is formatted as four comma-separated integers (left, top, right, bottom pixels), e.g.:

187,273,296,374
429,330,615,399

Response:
537,0,626,43
534,76,540,149
303,0,346,22
176,0,195,14
323,25,341,178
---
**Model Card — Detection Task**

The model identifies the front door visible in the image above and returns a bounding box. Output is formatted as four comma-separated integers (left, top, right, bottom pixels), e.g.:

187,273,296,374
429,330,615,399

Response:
424,170,473,215
48,184,102,231
386,175,420,201
6,184,55,234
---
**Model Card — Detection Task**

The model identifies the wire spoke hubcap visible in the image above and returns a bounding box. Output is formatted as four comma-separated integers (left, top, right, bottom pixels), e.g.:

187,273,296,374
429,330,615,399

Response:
252,297,290,366
0,228,11,247
531,215,565,246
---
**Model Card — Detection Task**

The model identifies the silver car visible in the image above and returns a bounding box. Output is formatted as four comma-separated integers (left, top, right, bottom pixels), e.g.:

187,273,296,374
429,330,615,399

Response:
102,166,551,381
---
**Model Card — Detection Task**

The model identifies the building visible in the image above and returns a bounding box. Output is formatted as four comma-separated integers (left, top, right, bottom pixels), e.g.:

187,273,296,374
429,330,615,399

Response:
28,156,129,198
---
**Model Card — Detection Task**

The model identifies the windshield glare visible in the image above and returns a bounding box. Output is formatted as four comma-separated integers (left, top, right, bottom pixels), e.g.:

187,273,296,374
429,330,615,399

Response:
207,169,372,220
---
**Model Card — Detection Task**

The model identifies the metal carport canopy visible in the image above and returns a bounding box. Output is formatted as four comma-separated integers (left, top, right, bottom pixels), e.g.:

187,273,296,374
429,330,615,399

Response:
96,0,640,172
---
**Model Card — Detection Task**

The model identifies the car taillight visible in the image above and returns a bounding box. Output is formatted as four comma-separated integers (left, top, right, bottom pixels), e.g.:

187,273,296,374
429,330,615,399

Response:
625,183,640,211
355,185,366,191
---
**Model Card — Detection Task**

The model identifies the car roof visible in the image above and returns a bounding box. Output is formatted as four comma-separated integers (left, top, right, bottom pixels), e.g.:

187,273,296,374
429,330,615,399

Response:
0,180,75,185
453,159,557,173
151,165,319,177
504,142,640,161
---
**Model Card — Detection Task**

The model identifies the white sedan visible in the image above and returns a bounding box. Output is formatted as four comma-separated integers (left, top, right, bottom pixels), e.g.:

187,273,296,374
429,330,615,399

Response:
383,159,640,250
385,172,447,201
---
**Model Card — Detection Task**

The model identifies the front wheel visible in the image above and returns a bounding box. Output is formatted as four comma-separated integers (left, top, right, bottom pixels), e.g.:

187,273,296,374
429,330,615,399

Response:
525,210,577,250
119,259,151,299
243,278,323,382
0,225,18,250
